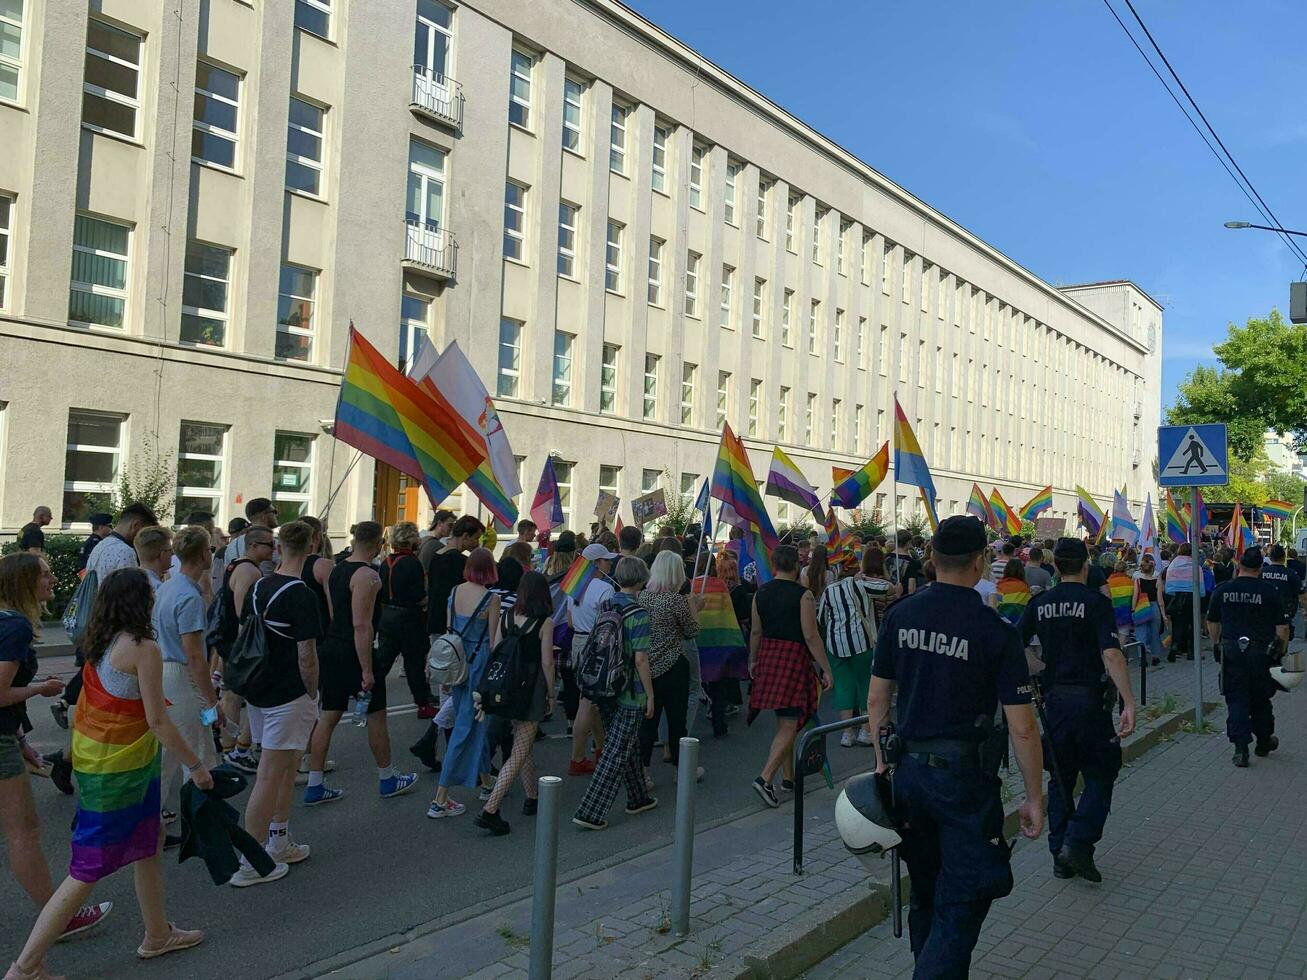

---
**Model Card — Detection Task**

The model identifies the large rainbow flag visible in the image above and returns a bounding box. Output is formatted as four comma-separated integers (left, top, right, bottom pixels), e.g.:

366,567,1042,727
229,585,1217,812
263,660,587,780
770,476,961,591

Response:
1107,572,1134,630
1262,499,1295,521
70,661,162,882
1165,491,1187,544
335,327,485,506
691,576,749,683
831,442,890,509
710,424,778,547
1020,486,1053,522
1075,486,1104,538
967,482,996,528
995,577,1030,626
989,488,1022,536
893,399,936,508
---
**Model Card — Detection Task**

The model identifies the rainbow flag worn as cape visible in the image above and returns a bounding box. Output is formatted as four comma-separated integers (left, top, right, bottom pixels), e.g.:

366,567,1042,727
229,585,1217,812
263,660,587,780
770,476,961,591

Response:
1262,500,1294,521
1020,486,1053,522
831,442,890,509
70,661,162,883
995,578,1030,626
334,326,485,505
1107,573,1134,630
691,577,749,683
1165,491,1187,544
1131,590,1153,626
559,555,597,603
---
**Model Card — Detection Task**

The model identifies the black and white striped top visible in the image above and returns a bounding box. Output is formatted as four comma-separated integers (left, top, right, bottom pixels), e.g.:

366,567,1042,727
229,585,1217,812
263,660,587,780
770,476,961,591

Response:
817,577,878,660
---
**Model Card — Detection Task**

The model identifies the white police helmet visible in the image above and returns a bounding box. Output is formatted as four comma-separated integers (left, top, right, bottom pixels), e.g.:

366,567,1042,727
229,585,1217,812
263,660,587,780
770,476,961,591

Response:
835,773,901,864
1270,665,1304,693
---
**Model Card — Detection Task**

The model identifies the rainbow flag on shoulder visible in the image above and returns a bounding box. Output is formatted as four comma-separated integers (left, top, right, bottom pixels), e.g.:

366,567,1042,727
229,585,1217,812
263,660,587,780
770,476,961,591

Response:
559,554,597,603
1107,572,1134,630
995,578,1030,626
691,577,749,683
1131,590,1153,626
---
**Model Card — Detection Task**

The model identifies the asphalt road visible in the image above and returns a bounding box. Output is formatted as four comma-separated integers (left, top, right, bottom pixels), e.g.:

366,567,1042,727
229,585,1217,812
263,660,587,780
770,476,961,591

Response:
2,654,876,979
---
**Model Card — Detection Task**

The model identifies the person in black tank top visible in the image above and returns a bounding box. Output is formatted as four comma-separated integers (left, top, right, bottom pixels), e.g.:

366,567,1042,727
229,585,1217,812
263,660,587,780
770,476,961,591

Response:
303,522,418,804
376,523,433,716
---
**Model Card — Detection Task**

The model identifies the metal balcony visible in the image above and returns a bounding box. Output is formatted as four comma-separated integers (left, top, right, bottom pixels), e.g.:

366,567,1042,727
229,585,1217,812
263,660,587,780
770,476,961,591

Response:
402,220,457,281
410,67,463,132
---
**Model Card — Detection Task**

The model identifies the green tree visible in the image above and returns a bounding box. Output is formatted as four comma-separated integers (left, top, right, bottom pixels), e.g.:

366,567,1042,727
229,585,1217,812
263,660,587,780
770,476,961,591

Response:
1166,366,1264,459
86,435,177,524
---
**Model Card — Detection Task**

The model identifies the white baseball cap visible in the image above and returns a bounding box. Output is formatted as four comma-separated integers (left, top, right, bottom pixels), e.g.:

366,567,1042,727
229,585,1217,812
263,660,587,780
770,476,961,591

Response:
582,543,617,561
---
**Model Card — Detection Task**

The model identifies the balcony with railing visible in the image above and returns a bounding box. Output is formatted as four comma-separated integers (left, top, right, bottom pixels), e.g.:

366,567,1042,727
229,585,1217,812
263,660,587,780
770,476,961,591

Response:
403,220,457,281
410,67,463,132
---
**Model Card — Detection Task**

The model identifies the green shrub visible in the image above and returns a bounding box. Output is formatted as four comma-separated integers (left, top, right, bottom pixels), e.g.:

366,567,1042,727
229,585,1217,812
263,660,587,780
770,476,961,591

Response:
1,534,87,620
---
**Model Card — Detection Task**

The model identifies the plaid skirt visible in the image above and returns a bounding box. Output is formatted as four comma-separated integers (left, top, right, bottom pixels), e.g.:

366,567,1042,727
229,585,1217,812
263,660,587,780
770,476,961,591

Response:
748,636,818,724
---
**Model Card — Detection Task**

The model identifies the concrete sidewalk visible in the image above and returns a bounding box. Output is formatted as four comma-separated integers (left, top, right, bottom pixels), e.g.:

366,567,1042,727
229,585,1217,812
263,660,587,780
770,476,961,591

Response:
294,654,1223,980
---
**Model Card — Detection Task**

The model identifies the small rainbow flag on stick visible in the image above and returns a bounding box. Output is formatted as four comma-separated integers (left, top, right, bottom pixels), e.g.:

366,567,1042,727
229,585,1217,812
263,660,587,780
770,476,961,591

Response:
831,442,890,509
559,554,597,603
1165,491,1187,544
1020,486,1053,522
1262,500,1295,521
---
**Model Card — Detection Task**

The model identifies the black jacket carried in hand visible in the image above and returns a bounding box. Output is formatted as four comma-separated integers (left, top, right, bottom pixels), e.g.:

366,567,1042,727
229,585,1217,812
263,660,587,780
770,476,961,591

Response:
178,766,277,885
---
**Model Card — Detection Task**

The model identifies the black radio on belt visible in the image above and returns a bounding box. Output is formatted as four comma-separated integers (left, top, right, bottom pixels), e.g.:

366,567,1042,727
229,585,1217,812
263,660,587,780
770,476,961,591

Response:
879,722,903,766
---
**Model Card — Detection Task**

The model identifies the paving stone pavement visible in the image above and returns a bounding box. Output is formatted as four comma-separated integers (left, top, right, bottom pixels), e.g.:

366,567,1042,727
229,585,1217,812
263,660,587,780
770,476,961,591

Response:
805,661,1307,980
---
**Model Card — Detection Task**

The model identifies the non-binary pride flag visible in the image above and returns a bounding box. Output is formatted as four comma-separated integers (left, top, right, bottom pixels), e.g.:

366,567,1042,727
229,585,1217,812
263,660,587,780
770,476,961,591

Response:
1164,491,1187,544
530,457,564,535
1262,499,1295,521
766,447,822,516
558,554,597,603
1111,490,1139,545
893,399,936,507
710,423,778,547
831,442,890,509
1075,486,1104,537
967,483,996,528
1020,486,1053,522
334,327,485,505
989,488,1021,536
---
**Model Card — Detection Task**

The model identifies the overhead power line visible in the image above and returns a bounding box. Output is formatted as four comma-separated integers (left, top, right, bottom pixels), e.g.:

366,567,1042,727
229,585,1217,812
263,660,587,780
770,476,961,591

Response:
1102,0,1307,272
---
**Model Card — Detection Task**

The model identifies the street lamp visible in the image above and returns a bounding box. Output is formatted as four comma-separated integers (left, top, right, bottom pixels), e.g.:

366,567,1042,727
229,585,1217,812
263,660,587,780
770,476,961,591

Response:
1223,220,1307,238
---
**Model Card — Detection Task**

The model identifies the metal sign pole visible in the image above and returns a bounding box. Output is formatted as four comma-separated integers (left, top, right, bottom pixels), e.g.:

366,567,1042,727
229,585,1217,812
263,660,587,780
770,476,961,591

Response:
1190,486,1204,729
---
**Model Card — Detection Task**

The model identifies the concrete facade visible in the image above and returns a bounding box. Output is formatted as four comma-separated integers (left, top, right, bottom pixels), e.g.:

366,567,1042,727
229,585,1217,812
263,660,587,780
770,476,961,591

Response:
0,0,1163,538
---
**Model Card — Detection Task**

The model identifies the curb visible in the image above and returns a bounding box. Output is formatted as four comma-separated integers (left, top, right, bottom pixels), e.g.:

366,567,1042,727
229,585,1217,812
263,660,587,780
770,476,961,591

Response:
726,700,1220,980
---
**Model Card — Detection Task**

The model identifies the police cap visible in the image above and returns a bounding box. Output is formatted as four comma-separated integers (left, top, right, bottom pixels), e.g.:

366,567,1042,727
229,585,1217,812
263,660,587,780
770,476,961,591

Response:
89,513,113,528
1239,547,1263,570
1052,537,1088,562
932,515,987,556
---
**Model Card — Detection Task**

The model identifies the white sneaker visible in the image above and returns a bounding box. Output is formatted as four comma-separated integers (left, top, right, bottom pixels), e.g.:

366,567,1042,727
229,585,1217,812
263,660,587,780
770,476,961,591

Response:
839,731,855,748
269,841,310,864
856,729,876,746
229,862,290,888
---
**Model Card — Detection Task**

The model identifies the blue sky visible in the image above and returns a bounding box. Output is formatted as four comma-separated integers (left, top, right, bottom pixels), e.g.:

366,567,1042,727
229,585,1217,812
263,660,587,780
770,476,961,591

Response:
626,0,1307,411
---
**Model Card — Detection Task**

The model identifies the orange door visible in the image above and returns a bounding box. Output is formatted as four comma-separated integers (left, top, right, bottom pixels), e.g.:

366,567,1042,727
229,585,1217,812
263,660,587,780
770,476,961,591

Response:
373,462,420,527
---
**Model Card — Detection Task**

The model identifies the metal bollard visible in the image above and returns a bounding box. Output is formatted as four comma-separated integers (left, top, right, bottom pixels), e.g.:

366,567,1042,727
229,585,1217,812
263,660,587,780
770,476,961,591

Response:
671,737,700,936
529,775,562,980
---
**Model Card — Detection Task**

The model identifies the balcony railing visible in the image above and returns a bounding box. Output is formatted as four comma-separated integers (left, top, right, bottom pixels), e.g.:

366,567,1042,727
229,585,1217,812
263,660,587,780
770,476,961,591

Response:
403,220,457,281
410,67,463,132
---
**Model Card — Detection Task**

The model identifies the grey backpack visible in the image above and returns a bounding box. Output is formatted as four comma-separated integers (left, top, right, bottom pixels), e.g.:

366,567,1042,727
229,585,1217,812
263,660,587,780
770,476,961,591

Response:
62,570,98,646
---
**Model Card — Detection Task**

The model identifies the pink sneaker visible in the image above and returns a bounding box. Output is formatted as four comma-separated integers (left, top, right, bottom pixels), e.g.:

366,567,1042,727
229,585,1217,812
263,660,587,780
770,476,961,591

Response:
59,902,113,941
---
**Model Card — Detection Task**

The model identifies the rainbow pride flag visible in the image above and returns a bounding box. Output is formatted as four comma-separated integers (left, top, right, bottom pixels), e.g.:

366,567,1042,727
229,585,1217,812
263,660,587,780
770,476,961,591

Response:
989,488,1022,536
1193,489,1208,536
691,577,749,683
967,483,996,528
1020,486,1053,522
1165,491,1187,544
1131,590,1153,626
710,423,778,547
893,399,936,508
1076,486,1104,537
831,442,890,509
70,662,162,883
559,554,597,603
995,577,1030,626
335,326,485,506
1107,573,1134,630
1262,499,1294,521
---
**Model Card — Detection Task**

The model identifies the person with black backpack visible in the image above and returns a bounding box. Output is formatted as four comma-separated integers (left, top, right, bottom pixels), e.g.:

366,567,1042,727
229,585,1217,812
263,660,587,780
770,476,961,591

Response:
473,572,556,836
572,558,657,831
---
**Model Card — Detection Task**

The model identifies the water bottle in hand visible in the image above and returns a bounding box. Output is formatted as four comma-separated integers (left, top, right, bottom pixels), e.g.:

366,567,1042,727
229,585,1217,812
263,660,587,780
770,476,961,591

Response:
353,689,372,727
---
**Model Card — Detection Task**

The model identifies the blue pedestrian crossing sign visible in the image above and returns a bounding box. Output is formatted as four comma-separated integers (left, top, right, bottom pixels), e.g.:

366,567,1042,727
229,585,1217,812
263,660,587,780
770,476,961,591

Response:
1158,424,1229,487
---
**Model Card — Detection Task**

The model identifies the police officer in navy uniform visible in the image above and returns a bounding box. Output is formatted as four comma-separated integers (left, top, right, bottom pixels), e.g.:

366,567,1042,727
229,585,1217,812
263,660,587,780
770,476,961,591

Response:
868,516,1044,978
1206,547,1288,767
1019,538,1137,884
1261,544,1305,641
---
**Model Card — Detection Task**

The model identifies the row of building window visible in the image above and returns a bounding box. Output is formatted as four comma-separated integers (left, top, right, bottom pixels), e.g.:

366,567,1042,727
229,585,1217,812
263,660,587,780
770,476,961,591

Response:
59,409,314,528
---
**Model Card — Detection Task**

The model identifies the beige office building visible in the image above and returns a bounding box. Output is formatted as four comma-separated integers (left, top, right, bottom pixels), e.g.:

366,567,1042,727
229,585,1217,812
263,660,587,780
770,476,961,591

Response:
0,0,1162,542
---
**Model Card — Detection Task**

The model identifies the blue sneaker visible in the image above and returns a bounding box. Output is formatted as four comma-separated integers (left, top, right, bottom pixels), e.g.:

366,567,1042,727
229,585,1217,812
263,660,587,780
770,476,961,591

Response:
303,784,345,807
379,772,419,799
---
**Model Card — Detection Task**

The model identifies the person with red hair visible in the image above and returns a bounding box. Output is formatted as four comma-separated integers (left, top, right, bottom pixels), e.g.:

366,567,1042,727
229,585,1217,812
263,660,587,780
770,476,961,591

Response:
427,549,501,819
